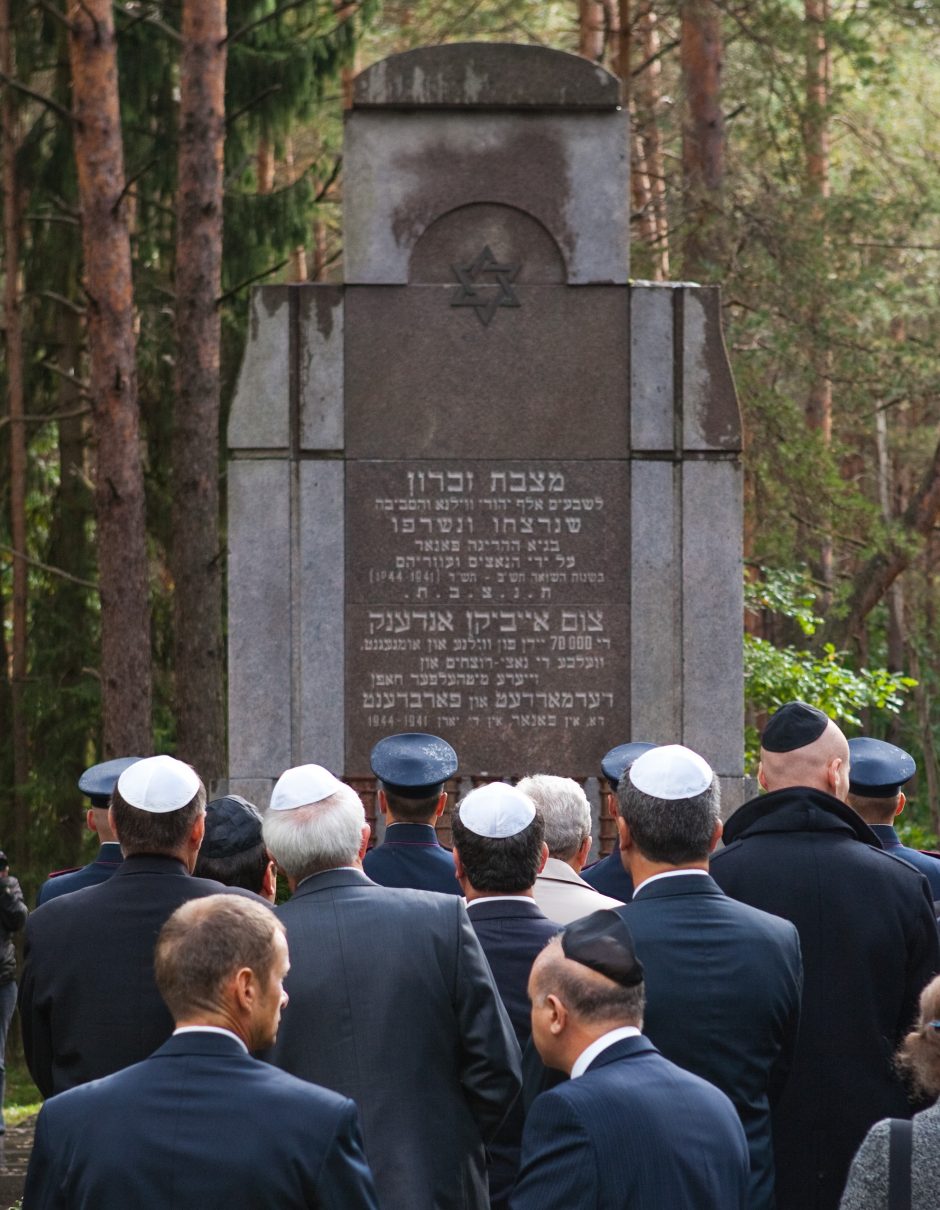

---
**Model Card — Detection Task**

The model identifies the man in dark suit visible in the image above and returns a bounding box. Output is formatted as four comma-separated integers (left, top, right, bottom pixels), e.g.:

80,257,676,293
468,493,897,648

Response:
262,764,522,1210
580,741,656,901
615,743,803,1210
512,912,749,1210
20,755,259,1097
23,894,379,1210
37,756,142,904
362,731,462,894
711,702,940,1210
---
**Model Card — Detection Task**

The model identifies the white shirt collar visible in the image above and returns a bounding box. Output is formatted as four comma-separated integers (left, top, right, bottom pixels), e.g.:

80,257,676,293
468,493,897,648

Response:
571,1026,642,1078
172,1025,248,1054
465,894,535,909
632,868,710,895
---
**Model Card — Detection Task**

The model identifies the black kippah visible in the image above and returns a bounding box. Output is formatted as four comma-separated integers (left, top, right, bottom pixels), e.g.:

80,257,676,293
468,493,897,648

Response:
561,910,644,988
761,701,829,754
202,796,263,860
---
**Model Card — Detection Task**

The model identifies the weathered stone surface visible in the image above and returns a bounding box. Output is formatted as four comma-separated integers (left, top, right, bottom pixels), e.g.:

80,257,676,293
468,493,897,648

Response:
630,459,680,741
228,288,291,449
299,460,345,771
681,459,744,774
630,286,675,452
410,203,566,284
228,461,293,776
682,286,741,452
226,778,276,811
344,286,629,460
343,112,629,285
299,286,344,451
354,43,620,111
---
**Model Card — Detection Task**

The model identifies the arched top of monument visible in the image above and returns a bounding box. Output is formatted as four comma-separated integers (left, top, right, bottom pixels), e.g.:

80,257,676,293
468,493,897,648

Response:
353,43,621,111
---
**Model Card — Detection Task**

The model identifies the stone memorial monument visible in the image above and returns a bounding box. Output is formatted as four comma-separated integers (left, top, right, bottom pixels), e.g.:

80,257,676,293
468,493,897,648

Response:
226,42,745,826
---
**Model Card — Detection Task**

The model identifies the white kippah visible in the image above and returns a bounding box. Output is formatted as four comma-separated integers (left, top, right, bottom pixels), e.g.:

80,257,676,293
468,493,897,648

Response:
269,764,346,812
458,784,536,839
628,744,713,800
117,755,201,814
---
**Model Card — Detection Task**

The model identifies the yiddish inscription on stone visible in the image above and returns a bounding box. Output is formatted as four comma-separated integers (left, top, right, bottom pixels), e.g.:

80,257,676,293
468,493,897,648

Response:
346,460,629,771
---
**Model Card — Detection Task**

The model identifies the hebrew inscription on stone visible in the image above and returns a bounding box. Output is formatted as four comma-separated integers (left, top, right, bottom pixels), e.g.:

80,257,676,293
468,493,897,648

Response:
346,460,629,771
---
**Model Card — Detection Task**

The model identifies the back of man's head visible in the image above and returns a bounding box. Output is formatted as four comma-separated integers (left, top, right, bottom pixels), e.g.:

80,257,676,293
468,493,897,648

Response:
155,894,284,1024
846,790,901,827
195,796,269,893
452,783,545,893
110,755,206,859
531,935,645,1030
516,774,590,862
758,702,850,800
617,745,719,865
263,765,366,882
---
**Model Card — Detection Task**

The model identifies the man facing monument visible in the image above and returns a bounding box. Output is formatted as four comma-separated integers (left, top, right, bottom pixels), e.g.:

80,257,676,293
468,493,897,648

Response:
20,755,260,1097
262,764,522,1210
511,911,749,1210
362,732,461,894
516,774,622,924
614,744,803,1210
23,895,380,1210
580,742,657,902
710,701,940,1210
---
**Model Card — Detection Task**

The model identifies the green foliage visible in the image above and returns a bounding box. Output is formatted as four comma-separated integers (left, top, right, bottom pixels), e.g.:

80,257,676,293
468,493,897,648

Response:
744,569,916,764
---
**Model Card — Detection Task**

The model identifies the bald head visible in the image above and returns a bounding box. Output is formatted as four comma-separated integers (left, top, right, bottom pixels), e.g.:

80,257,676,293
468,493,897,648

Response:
759,719,850,801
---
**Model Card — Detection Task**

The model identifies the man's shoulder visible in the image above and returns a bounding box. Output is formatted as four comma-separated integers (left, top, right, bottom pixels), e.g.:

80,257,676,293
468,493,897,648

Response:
281,876,463,919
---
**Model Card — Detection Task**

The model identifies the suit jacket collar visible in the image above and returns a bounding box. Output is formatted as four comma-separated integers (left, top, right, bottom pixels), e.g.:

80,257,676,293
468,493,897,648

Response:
465,897,547,921
585,1033,658,1072
152,1030,249,1061
381,823,444,847
95,842,123,865
292,866,375,897
631,872,724,901
870,824,900,850
113,853,190,877
539,857,593,888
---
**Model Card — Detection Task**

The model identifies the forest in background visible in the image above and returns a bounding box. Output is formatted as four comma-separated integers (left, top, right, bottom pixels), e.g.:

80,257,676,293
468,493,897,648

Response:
2,0,940,895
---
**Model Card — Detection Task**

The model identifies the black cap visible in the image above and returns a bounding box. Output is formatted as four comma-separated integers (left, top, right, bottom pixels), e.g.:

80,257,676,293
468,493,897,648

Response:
201,796,264,860
761,702,829,754
561,910,644,988
848,737,916,798
0,852,8,869
600,742,657,790
78,757,145,808
370,733,458,799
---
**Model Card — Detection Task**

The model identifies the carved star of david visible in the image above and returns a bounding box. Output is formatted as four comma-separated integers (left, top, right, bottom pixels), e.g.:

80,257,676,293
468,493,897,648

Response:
450,246,521,327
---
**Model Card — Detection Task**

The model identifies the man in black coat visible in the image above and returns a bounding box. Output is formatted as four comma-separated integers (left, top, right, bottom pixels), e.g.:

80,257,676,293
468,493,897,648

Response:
0,851,27,1132
19,755,258,1097
613,744,803,1210
710,702,940,1210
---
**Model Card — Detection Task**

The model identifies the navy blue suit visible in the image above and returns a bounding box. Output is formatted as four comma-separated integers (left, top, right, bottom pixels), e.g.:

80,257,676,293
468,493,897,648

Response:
870,824,940,898
580,850,633,901
23,1030,379,1209
619,873,803,1210
362,822,462,894
711,786,940,1210
37,842,123,905
19,854,262,1097
511,1034,749,1210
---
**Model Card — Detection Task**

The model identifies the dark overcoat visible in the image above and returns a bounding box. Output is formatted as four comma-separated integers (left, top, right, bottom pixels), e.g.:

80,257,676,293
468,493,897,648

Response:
23,1031,379,1210
511,1034,749,1210
37,841,124,905
580,850,633,901
710,786,940,1210
19,854,256,1097
266,868,522,1210
618,872,803,1210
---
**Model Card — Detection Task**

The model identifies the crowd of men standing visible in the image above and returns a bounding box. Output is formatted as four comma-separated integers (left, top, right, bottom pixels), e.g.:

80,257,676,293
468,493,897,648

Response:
9,700,940,1208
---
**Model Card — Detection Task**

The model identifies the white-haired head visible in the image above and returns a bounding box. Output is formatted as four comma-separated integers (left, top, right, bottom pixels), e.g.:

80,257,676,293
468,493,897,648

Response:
516,774,591,861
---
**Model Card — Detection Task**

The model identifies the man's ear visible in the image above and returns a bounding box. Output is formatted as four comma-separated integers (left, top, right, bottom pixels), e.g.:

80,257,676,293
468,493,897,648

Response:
616,815,632,852
86,809,98,835
708,818,723,854
434,790,448,820
576,835,592,868
757,762,768,792
546,993,567,1036
191,812,206,850
358,824,371,861
606,791,619,819
261,858,277,903
452,846,465,882
233,966,256,1013
536,842,549,876
895,792,906,819
377,790,389,817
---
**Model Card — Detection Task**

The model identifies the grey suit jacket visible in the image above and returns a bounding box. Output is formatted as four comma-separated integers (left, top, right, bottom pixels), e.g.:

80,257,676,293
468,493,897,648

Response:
267,868,522,1210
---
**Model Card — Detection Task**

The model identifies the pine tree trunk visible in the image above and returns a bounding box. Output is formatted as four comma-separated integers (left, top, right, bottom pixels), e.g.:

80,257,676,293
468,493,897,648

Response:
579,0,608,63
680,0,724,279
68,0,153,758
171,0,227,786
1,0,29,860
635,0,670,278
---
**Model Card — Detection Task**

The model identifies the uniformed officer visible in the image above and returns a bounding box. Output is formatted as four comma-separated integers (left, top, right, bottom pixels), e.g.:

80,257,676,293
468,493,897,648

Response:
580,742,656,902
37,756,143,905
846,736,940,900
362,732,462,894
